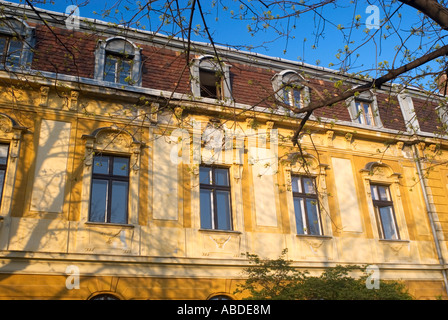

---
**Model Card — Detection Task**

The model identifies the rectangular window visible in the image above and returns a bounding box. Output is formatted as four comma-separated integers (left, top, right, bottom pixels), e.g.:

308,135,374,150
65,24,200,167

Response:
355,99,375,126
370,184,399,240
0,144,8,206
199,166,232,230
199,69,223,99
0,35,23,67
89,155,129,224
283,85,303,108
291,175,322,235
104,54,132,85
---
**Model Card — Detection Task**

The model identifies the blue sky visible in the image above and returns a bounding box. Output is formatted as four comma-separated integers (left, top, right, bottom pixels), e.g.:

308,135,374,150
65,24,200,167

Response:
6,0,443,84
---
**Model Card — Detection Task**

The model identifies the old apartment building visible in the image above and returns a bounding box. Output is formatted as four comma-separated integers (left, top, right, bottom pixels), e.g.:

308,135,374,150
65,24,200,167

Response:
0,1,448,299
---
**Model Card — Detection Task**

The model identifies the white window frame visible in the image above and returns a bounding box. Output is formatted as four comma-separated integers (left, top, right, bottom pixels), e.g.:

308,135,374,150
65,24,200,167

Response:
190,55,232,101
272,70,310,113
347,91,382,128
397,92,420,133
94,37,142,86
0,16,35,69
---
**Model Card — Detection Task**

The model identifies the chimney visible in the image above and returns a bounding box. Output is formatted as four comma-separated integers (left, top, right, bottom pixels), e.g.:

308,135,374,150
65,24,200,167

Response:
437,72,448,95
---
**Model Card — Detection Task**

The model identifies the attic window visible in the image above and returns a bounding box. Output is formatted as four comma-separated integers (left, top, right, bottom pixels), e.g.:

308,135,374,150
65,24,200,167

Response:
0,35,23,67
347,92,382,128
199,69,223,99
272,70,310,112
0,17,34,69
104,54,132,84
282,83,304,109
104,39,135,85
94,37,142,86
354,99,376,126
190,55,232,101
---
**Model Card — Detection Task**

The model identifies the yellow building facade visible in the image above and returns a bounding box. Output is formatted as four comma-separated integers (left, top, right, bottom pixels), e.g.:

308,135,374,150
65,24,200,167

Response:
0,1,447,300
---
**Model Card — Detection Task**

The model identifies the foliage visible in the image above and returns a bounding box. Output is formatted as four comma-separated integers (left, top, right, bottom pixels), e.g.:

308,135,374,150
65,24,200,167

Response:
235,249,413,300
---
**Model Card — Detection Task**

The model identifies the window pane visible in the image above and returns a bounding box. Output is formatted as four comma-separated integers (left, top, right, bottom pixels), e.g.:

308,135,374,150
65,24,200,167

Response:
110,181,128,224
291,176,301,193
0,169,5,202
215,168,229,186
93,156,109,174
0,145,8,165
303,177,315,194
355,101,362,120
379,206,399,239
104,55,117,82
370,185,379,200
293,197,305,234
0,37,6,59
293,88,301,107
378,186,390,201
200,189,213,229
200,69,220,99
354,100,375,126
90,179,108,222
6,39,22,66
199,167,211,185
282,88,290,105
216,190,231,230
118,60,131,84
362,103,372,125
306,198,321,235
113,157,129,176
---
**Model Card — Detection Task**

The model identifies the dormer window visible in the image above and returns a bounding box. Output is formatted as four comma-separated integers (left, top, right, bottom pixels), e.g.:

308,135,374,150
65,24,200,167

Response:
354,99,376,126
272,70,310,112
199,68,223,99
191,55,232,101
0,17,34,69
94,37,142,86
0,35,23,67
104,54,132,84
282,83,304,108
347,91,382,127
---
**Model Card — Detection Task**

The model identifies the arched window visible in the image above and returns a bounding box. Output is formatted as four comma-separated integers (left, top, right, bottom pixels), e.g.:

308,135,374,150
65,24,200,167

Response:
89,293,121,300
283,151,331,236
94,37,142,86
81,126,143,226
208,294,233,300
190,55,232,101
272,70,310,112
360,161,408,240
0,113,25,219
0,16,35,69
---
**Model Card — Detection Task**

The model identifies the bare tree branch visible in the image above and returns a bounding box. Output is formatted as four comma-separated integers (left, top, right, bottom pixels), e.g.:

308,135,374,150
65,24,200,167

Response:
291,42,448,144
399,0,448,30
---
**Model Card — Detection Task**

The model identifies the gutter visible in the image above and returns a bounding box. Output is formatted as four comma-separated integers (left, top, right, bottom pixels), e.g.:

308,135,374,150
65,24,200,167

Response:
413,144,448,296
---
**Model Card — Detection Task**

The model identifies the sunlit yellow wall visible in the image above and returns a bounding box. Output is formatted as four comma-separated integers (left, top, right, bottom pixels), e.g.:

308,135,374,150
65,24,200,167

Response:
0,80,446,300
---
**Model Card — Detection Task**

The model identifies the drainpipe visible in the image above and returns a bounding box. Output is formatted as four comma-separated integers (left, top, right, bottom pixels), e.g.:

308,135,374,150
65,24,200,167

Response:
413,144,448,297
